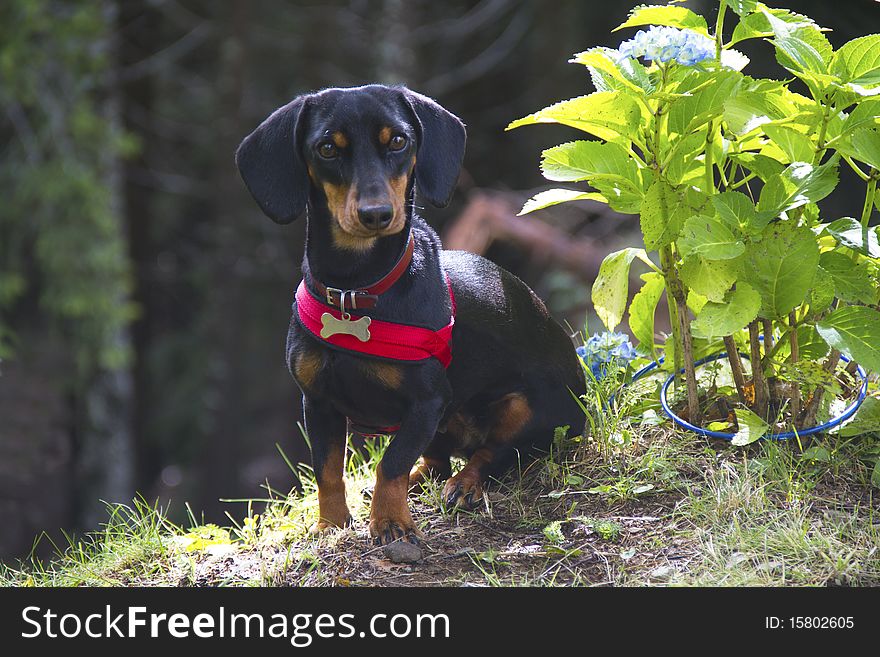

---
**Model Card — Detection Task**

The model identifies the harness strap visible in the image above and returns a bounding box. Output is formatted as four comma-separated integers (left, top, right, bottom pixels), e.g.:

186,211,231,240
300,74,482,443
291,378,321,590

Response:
294,277,455,368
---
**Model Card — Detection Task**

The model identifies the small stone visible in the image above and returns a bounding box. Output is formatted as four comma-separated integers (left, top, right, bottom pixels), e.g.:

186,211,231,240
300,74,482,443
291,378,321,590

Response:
650,565,675,581
383,540,423,563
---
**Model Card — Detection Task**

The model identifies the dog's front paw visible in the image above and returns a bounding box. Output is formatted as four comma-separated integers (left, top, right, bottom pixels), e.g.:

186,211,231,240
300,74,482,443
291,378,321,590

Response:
442,472,484,511
369,513,422,546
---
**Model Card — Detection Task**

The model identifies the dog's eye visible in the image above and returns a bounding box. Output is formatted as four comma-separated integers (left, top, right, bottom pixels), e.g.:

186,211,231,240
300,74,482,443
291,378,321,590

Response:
388,134,407,151
317,142,338,159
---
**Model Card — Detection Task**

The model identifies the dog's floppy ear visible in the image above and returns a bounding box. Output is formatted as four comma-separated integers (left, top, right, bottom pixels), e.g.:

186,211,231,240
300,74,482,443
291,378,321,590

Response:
401,89,466,208
235,95,310,224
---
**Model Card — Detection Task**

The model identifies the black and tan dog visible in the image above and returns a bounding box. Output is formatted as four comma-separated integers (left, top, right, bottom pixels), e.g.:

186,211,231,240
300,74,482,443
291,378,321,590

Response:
236,84,585,547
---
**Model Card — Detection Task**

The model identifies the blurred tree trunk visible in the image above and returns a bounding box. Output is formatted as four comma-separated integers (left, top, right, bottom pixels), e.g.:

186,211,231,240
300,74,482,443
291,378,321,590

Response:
375,0,414,83
118,0,161,496
76,0,135,529
200,0,250,517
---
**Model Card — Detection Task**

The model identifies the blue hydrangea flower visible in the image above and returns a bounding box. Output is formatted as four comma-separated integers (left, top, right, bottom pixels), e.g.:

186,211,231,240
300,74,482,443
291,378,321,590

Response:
577,332,639,379
618,26,714,67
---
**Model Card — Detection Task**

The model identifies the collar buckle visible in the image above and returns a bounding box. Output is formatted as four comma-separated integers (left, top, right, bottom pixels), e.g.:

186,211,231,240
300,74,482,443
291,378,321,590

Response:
325,286,343,307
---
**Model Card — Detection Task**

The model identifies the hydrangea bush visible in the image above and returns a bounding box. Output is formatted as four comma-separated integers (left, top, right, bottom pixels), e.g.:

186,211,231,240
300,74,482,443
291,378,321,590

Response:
510,1,880,445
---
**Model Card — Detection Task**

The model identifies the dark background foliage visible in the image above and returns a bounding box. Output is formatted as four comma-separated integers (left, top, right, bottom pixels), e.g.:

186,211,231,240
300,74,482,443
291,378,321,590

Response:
0,0,872,559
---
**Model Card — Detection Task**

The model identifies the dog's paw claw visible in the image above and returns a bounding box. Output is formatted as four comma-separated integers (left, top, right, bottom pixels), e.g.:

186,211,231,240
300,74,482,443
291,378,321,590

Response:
442,476,483,511
370,517,422,547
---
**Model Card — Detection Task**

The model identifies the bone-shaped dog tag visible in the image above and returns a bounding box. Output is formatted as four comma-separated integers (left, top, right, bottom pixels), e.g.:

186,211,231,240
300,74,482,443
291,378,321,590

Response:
320,312,371,342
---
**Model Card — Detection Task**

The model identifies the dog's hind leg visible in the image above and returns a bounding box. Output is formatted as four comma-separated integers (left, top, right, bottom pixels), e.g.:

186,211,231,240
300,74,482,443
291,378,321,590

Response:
442,391,535,510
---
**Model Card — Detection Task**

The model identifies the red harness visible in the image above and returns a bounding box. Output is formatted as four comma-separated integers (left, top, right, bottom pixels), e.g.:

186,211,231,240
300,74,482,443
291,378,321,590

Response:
294,276,456,368
294,236,455,437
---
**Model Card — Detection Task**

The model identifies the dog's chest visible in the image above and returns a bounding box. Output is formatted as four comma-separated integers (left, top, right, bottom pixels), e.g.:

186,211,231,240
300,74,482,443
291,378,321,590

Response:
292,337,409,425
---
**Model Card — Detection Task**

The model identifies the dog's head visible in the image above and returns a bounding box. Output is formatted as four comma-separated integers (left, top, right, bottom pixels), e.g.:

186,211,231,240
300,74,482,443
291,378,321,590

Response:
235,85,466,248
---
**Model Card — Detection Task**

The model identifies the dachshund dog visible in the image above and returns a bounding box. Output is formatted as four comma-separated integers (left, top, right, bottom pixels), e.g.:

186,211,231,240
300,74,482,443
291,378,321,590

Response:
236,85,586,548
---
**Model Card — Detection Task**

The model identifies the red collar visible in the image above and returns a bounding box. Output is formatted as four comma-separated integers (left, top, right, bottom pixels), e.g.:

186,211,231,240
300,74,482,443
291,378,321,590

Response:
310,231,415,310
295,275,455,368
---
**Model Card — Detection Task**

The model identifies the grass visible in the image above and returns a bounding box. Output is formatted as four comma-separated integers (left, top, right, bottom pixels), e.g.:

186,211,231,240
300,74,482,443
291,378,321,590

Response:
2,373,879,587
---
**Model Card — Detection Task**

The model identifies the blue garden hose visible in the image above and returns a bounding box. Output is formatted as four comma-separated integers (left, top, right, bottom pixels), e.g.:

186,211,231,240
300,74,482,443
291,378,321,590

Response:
630,352,869,441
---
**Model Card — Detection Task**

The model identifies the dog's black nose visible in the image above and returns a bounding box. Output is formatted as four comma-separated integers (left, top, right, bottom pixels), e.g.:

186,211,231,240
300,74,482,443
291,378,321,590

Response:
358,204,394,230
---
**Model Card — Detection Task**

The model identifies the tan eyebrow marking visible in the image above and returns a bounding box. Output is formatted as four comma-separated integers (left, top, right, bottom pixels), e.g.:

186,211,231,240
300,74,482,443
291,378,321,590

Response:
331,131,348,148
379,126,392,145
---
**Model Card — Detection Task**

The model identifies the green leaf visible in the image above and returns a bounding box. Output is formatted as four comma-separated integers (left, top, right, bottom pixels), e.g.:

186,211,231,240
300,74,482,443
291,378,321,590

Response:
724,0,758,16
732,407,770,446
592,247,654,332
613,4,709,35
816,306,880,373
687,289,708,315
730,8,819,46
729,154,785,185
540,141,645,213
760,9,833,76
712,190,772,235
679,256,738,303
808,265,836,315
640,180,685,250
818,251,878,304
833,34,880,87
691,282,761,339
571,48,654,95
667,70,743,136
825,217,880,257
773,33,829,77
723,82,815,138
757,160,839,216
665,132,706,186
741,222,819,318
839,396,880,437
873,460,880,489
629,272,665,353
518,189,607,215
763,125,815,163
840,99,880,137
507,91,642,143
837,128,880,170
678,214,746,260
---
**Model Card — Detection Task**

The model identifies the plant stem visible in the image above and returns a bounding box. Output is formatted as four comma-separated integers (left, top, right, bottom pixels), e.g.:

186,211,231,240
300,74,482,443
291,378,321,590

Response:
761,319,774,352
788,311,800,425
748,321,769,419
675,290,701,426
761,318,777,405
812,91,834,164
659,246,683,390
651,63,698,423
724,335,747,405
860,172,877,229
843,155,871,182
705,120,715,195
659,246,700,424
714,1,727,62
